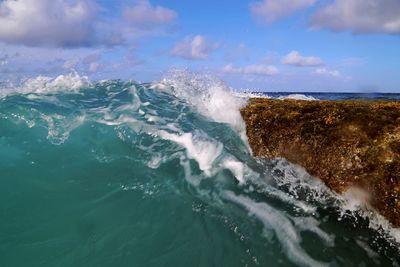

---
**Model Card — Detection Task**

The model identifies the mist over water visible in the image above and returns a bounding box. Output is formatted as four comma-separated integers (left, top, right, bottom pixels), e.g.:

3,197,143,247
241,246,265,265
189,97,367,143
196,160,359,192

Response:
1,72,400,267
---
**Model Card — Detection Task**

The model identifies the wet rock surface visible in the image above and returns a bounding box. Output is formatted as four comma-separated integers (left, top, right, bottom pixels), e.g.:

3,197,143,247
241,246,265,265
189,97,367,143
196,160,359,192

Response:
241,98,400,227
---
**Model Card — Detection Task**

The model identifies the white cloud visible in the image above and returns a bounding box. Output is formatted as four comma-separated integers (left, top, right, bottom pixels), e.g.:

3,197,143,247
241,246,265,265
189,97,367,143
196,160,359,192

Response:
118,1,178,43
0,0,98,47
48,53,102,73
314,67,340,77
222,64,279,76
282,51,324,67
123,1,177,27
250,0,316,23
170,35,217,60
310,0,400,34
0,0,178,48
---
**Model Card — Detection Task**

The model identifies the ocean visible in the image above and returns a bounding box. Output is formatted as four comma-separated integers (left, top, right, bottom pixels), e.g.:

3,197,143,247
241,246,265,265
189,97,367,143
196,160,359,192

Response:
1,72,399,267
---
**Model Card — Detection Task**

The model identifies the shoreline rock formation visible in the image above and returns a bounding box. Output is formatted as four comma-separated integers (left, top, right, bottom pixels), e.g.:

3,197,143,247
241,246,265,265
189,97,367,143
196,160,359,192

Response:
240,98,400,227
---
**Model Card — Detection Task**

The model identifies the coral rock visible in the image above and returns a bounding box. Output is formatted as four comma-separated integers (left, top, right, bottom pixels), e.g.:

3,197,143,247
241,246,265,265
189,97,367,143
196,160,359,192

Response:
241,98,400,227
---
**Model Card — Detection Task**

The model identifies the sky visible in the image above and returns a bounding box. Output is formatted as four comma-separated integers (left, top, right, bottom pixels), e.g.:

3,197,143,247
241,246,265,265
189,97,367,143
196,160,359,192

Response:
0,0,399,92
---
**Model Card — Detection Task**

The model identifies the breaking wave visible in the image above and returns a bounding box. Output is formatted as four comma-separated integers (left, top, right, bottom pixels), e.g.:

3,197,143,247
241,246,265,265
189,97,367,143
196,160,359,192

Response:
0,71,399,266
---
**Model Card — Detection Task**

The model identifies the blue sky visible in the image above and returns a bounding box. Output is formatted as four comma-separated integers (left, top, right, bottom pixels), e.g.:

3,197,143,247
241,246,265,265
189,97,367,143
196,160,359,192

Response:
0,0,399,92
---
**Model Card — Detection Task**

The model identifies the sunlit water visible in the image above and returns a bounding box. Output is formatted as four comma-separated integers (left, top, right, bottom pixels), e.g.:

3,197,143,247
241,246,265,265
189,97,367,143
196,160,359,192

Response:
1,72,399,267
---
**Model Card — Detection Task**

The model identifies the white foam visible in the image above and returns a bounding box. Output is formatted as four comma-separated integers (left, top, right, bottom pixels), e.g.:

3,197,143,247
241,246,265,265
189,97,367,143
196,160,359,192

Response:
222,158,245,184
291,216,335,247
272,158,400,244
158,130,223,177
272,159,337,205
234,92,318,101
147,154,163,169
355,240,381,264
179,153,203,186
155,70,249,143
41,114,85,145
245,171,317,215
157,127,253,186
278,94,317,101
339,188,400,244
224,191,329,267
234,91,270,99
3,112,36,128
0,73,90,96
341,187,371,212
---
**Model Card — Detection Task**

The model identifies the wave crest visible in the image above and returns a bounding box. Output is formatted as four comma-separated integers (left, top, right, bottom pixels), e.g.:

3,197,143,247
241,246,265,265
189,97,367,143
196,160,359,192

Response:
1,72,90,96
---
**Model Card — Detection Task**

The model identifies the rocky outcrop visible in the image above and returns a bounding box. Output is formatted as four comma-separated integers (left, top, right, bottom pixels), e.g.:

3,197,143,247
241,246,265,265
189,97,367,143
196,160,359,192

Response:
241,98,400,227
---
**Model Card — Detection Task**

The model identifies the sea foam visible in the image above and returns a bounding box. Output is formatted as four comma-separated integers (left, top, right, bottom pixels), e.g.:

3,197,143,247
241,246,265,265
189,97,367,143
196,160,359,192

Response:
155,70,248,143
0,72,90,97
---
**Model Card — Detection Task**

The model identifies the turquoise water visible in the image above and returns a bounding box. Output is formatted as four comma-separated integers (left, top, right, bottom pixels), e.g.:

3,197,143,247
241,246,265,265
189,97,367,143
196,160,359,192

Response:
1,74,399,266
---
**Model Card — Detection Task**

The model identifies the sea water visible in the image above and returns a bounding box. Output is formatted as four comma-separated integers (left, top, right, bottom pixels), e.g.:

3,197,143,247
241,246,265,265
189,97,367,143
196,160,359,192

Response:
1,72,399,267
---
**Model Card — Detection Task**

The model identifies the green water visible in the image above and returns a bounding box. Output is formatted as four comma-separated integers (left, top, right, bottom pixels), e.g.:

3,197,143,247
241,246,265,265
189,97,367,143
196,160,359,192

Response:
0,76,399,266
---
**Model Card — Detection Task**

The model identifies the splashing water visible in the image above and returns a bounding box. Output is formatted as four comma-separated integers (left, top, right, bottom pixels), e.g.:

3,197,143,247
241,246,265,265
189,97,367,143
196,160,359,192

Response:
0,72,399,267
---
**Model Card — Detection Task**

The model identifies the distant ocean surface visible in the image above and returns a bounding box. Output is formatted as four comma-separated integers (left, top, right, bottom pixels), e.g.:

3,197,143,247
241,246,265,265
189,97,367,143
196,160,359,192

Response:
242,91,400,101
1,72,399,267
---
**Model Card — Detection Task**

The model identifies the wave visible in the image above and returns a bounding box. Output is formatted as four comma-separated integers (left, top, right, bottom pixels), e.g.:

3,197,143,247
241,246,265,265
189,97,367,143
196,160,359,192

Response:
235,91,319,101
278,93,318,101
0,71,399,266
0,72,90,96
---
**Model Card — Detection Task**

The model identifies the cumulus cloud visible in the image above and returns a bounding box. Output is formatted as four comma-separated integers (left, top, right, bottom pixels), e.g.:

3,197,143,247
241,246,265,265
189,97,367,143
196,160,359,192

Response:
222,64,279,76
0,0,98,47
250,0,316,23
282,51,324,67
123,1,177,27
118,1,178,43
314,67,340,77
0,0,178,48
310,0,400,34
170,35,218,60
47,54,101,73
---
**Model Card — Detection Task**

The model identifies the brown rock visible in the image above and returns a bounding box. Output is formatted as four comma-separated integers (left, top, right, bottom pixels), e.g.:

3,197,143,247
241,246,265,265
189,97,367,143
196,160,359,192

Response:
241,98,400,227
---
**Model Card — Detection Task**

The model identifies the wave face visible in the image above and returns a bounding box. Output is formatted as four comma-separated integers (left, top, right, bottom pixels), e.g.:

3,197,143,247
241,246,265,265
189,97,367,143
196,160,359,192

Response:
0,73,399,267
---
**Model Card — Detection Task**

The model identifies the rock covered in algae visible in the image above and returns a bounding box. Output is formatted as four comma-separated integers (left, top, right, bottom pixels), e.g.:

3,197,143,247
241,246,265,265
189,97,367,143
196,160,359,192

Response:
240,98,400,227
